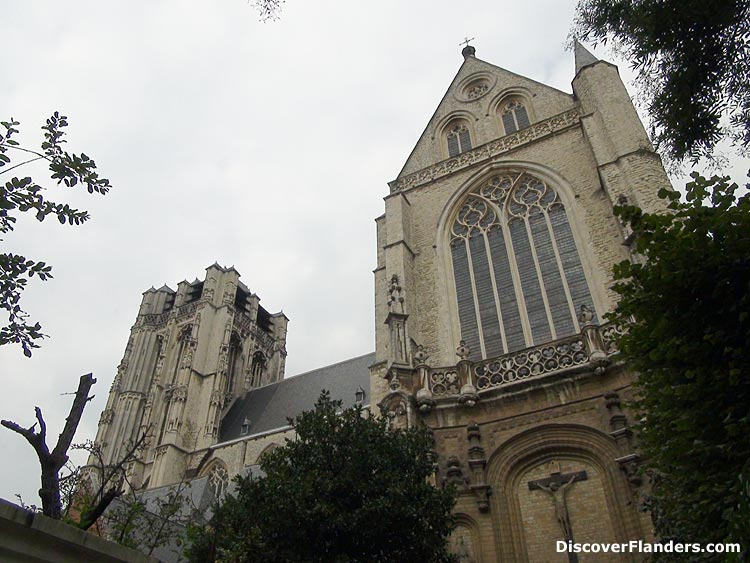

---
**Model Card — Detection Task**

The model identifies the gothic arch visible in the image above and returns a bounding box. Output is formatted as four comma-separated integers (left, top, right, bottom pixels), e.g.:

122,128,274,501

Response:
201,459,230,499
450,513,483,563
434,111,478,159
378,391,413,429
435,161,608,359
486,424,643,561
256,442,281,464
250,350,266,388
489,88,536,136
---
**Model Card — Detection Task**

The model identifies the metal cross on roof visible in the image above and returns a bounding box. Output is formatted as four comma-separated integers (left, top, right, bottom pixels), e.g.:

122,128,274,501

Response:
459,37,475,48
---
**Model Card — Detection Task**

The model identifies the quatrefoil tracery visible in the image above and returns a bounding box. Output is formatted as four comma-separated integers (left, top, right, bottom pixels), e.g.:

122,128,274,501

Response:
451,172,562,243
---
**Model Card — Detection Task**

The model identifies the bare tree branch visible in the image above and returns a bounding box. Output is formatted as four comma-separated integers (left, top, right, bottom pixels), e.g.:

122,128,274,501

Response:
77,486,123,531
76,428,150,530
1,373,96,519
52,373,95,463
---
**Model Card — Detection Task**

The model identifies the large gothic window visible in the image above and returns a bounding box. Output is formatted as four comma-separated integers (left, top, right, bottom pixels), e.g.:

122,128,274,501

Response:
450,171,596,360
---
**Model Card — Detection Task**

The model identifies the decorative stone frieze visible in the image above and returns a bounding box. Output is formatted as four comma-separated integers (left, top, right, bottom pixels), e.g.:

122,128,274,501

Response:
388,108,581,193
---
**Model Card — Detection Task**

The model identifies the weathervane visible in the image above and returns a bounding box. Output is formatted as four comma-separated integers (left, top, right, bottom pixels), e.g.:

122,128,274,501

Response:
459,37,475,48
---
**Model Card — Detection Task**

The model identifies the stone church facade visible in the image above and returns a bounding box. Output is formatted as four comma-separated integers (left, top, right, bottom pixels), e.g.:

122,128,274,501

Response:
91,43,669,561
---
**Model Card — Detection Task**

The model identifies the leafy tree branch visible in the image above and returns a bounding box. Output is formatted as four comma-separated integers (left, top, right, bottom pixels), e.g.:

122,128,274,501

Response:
0,112,111,356
1,373,97,519
572,0,750,164
609,173,750,560
187,391,457,563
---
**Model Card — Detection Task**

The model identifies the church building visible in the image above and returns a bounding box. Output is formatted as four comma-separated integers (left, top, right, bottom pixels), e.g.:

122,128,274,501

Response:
91,42,669,561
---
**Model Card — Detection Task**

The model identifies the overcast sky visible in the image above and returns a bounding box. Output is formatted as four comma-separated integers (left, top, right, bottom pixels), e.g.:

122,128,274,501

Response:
1,0,747,507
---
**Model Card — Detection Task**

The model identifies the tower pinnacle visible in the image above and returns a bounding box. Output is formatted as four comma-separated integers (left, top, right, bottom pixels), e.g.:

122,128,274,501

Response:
574,39,599,73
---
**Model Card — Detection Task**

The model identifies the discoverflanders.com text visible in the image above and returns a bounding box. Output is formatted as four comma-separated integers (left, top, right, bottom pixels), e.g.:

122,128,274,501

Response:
557,540,741,555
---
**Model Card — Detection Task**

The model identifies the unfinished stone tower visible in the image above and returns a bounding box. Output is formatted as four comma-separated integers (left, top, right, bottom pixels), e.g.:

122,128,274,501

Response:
91,263,288,489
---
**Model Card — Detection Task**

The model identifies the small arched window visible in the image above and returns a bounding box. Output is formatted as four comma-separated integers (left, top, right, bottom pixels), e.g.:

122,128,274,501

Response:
250,351,266,388
501,100,531,134
449,171,596,360
225,333,242,396
446,123,472,157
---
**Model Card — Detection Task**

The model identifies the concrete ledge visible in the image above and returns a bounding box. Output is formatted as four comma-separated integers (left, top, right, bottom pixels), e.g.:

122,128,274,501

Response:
0,498,162,563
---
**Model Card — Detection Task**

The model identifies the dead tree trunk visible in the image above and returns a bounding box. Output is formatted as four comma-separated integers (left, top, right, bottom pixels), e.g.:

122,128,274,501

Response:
2,373,96,519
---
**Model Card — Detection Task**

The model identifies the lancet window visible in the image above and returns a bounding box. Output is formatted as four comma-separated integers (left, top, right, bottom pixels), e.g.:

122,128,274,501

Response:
447,123,472,157
449,171,596,360
207,463,229,498
250,351,266,388
501,100,531,134
225,333,242,395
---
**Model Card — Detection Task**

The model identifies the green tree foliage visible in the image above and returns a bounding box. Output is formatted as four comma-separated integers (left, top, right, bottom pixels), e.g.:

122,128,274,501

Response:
0,113,110,356
187,392,457,563
610,174,750,559
572,0,750,163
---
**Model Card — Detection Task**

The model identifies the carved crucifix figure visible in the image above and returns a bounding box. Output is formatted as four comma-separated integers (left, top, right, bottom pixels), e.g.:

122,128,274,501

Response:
528,461,588,563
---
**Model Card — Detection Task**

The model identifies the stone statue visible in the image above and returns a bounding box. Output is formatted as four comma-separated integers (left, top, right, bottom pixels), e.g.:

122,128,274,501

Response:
535,473,577,541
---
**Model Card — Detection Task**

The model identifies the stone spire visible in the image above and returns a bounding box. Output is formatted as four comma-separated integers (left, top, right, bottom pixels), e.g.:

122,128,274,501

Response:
574,39,599,73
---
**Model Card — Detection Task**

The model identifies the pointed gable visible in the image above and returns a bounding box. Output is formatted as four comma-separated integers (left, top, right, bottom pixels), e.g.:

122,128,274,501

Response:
396,50,576,180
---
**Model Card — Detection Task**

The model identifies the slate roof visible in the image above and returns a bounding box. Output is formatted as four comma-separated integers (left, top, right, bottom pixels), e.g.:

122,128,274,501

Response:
219,352,375,443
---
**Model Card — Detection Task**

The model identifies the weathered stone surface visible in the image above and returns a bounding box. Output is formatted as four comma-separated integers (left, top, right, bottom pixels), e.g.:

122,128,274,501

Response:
0,499,161,563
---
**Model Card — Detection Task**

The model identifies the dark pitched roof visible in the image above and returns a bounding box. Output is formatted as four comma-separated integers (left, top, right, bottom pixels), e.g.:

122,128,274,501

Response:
219,352,375,443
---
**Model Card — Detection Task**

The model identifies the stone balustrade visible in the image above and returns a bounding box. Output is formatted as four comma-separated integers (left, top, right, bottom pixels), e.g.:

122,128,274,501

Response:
420,322,622,404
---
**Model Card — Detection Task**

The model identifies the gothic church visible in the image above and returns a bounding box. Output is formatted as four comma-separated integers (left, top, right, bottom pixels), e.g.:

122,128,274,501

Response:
92,43,669,561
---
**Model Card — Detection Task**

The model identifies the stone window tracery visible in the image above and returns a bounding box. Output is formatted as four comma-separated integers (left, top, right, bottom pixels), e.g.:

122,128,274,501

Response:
250,351,266,388
447,123,472,157
207,463,229,498
449,171,596,360
465,80,489,100
501,100,531,134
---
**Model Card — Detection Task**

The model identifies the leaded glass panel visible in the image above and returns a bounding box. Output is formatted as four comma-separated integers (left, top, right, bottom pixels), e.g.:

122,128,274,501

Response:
450,171,596,359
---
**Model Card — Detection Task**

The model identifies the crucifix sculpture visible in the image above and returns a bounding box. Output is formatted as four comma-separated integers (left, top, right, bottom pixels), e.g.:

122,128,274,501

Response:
528,461,588,563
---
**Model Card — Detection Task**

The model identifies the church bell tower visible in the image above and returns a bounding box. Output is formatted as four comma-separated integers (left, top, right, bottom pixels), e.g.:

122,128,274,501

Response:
91,263,288,489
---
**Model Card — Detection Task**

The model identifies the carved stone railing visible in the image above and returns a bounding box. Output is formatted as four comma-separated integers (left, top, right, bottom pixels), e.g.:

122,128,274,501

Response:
474,335,587,391
233,310,254,335
141,310,171,326
174,300,200,321
252,325,275,349
601,322,626,355
429,369,461,396
424,322,622,400
388,108,581,194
